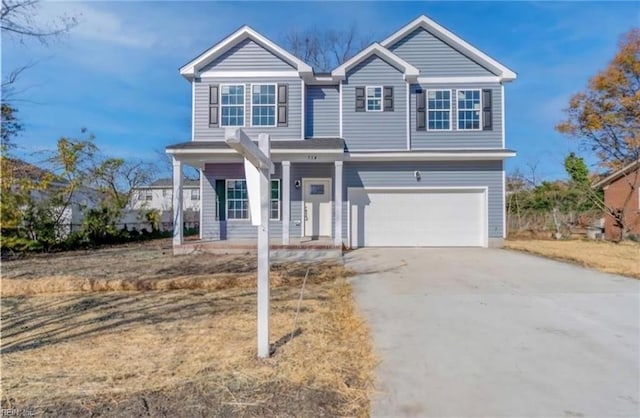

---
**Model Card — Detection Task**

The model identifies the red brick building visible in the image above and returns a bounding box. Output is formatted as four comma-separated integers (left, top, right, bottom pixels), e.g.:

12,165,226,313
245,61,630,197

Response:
593,161,640,241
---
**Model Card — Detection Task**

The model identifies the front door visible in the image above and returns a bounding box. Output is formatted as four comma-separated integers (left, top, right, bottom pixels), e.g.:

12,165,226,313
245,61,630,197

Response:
303,178,332,238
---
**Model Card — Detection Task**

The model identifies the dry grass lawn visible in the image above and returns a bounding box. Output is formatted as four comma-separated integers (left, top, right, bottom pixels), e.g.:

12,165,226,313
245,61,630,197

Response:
505,239,640,279
1,240,375,416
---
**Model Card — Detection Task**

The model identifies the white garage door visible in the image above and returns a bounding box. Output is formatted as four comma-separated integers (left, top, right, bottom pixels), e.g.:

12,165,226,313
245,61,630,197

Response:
349,188,487,247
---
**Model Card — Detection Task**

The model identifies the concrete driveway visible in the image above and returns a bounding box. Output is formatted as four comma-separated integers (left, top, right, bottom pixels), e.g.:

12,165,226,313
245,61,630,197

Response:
345,248,640,418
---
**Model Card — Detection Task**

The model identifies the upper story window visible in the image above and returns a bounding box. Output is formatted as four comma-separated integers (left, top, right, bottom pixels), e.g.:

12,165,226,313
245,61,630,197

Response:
457,89,481,130
366,86,383,111
220,84,245,127
251,84,276,127
427,89,451,131
191,189,200,201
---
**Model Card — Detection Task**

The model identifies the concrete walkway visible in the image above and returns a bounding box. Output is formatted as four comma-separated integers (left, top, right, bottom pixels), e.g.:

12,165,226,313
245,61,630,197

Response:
346,248,640,417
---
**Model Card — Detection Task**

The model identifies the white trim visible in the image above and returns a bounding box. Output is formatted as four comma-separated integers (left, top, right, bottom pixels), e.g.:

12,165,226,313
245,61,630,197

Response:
199,169,204,239
200,70,300,78
301,79,305,139
271,178,281,221
219,83,246,128
191,81,195,140
225,179,249,221
456,88,482,131
301,177,332,238
282,161,291,245
347,186,489,248
426,88,453,131
180,26,312,78
346,151,516,161
366,86,384,112
334,161,343,246
332,43,419,81
249,83,277,128
502,168,506,239
380,15,516,81
501,83,505,148
167,148,344,155
339,82,343,138
406,81,410,150
418,76,501,84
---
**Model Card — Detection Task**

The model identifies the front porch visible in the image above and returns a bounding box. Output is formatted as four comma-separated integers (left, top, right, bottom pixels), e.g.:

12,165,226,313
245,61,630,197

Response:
167,137,345,259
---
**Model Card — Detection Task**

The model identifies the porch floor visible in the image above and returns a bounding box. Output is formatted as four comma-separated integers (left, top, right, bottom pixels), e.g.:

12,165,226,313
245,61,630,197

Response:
175,236,342,260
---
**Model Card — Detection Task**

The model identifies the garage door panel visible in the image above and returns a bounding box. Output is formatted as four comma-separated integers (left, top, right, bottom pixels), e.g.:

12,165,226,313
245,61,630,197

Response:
349,188,486,247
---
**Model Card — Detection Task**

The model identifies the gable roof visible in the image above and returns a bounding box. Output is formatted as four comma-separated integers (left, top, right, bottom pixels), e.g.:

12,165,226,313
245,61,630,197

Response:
592,160,640,189
380,15,517,82
180,25,313,79
331,42,420,81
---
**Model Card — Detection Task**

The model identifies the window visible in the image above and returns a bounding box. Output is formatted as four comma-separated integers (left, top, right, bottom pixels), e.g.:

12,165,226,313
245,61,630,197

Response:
271,180,280,220
427,89,451,130
226,179,280,220
162,189,169,198
366,86,382,111
191,189,200,201
457,89,481,130
226,180,248,219
310,184,325,195
220,84,245,127
137,189,152,201
252,84,276,126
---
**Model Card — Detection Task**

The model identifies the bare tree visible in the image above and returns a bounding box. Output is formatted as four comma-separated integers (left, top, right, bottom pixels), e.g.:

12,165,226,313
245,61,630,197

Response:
154,149,199,181
281,24,373,72
1,0,77,44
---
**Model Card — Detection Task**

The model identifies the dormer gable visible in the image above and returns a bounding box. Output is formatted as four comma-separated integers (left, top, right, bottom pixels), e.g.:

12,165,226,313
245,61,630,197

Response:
180,25,313,80
332,43,419,82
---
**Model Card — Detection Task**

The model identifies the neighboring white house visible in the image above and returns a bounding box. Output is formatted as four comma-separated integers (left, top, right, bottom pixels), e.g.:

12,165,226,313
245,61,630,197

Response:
126,178,200,230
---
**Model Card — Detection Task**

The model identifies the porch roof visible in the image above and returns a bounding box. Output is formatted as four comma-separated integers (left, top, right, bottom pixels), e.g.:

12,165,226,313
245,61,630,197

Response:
166,138,345,152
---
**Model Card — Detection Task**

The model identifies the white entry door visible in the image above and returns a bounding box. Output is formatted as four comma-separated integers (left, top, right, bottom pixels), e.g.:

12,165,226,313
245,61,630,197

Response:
303,178,332,237
349,188,487,247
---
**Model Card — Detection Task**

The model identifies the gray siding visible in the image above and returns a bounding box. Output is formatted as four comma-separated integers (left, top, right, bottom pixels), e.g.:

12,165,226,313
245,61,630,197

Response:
305,85,339,138
201,163,283,240
200,38,295,72
343,161,504,239
194,77,302,141
389,28,496,77
410,82,503,149
342,55,407,151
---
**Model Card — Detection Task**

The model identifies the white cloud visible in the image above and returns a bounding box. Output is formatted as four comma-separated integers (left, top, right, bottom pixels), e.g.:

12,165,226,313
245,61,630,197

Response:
38,1,157,48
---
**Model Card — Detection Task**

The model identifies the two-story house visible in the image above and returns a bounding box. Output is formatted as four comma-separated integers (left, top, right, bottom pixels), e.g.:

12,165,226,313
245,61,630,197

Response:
167,15,516,251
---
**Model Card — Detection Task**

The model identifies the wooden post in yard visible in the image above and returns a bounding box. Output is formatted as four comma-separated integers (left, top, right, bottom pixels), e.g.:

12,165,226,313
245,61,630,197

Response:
225,129,273,358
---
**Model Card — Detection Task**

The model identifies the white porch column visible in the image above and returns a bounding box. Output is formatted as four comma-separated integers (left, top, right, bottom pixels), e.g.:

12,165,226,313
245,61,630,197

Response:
282,161,291,245
334,161,343,247
199,168,204,240
172,157,183,246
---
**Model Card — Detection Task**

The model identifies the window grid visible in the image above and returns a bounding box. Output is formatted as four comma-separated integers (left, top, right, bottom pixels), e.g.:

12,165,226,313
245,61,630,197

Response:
252,84,276,127
226,180,248,220
220,84,245,127
191,189,200,201
226,179,281,221
457,89,481,130
427,89,451,130
366,86,382,112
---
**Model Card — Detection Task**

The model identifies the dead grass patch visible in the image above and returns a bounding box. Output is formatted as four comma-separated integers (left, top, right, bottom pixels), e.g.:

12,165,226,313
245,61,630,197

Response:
1,241,375,416
505,239,640,279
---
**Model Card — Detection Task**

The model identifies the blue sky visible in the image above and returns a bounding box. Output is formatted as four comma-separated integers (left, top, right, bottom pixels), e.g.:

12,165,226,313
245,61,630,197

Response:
3,1,639,179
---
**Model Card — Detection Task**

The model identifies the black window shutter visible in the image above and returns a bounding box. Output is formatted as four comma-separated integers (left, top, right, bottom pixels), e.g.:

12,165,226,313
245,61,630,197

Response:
355,86,365,112
416,89,426,131
209,84,219,127
383,86,394,111
277,84,288,127
482,89,492,131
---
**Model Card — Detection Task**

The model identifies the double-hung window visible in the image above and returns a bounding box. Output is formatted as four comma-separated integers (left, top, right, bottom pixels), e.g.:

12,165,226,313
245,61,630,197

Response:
427,89,451,130
457,89,481,130
366,86,382,111
251,84,276,126
220,84,245,127
226,179,281,220
191,189,200,201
